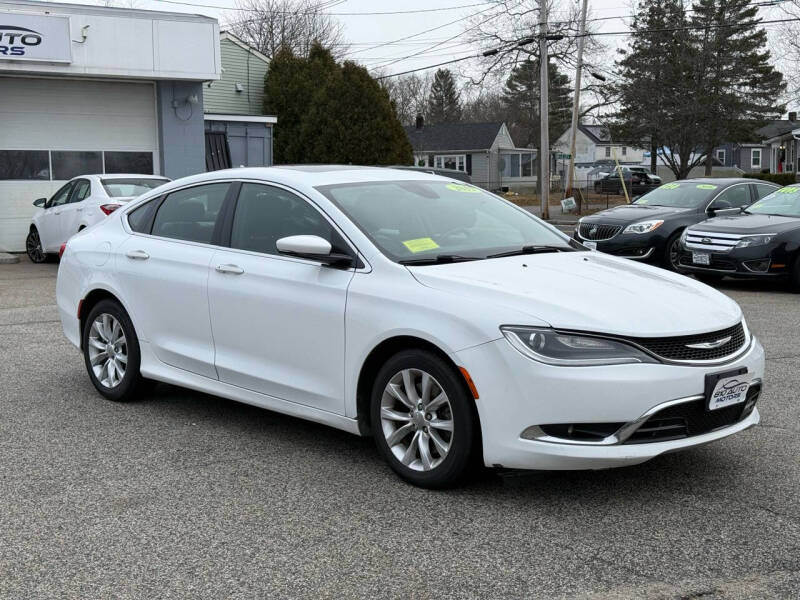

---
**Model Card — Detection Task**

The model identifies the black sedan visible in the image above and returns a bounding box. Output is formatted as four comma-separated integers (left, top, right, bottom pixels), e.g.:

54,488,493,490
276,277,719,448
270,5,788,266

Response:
574,178,780,270
593,167,661,195
678,184,800,290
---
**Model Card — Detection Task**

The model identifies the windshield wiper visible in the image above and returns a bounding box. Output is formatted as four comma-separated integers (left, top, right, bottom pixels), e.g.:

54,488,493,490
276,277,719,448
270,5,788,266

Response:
487,245,574,259
399,254,481,265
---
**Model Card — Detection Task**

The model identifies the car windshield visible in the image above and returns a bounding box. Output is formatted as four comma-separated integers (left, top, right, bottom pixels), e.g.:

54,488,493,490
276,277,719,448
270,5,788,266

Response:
745,185,800,217
316,180,577,263
633,181,719,208
102,178,169,198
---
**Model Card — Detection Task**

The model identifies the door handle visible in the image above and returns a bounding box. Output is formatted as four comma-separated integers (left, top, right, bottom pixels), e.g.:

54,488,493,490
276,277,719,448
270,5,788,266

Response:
76,207,83,212
216,264,244,275
125,250,150,260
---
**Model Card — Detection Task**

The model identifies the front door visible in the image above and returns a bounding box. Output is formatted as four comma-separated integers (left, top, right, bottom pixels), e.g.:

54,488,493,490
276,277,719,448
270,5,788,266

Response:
208,182,355,413
39,182,74,251
115,182,231,379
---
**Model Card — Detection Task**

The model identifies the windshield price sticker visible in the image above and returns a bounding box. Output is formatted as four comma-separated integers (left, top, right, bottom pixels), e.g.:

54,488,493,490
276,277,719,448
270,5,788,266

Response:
660,183,680,190
446,183,480,193
403,237,440,253
696,184,718,190
708,375,750,411
778,187,800,194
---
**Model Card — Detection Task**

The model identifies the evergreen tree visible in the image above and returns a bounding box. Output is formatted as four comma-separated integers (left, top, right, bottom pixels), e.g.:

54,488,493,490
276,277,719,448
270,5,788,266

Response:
502,59,572,150
690,0,785,174
264,44,412,165
426,69,462,124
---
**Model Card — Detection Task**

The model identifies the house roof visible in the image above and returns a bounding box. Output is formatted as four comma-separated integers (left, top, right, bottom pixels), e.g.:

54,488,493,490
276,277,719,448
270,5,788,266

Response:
578,123,611,143
219,31,271,64
404,122,504,152
757,119,797,141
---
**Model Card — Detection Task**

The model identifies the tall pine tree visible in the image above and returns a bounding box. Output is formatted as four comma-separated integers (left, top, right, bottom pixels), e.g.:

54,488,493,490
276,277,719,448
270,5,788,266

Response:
690,0,785,174
426,69,462,124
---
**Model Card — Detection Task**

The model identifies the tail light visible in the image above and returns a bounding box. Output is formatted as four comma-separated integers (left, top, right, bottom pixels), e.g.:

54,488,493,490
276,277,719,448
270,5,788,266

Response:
59,243,67,259
100,204,122,215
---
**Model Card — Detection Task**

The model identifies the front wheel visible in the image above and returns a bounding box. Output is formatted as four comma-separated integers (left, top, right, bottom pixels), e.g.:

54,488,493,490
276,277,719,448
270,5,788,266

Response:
25,228,47,263
82,299,148,402
789,255,800,293
662,230,684,271
371,350,477,488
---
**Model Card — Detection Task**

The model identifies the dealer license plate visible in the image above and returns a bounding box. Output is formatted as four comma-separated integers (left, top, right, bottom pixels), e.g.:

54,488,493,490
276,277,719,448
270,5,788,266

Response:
707,374,750,411
583,241,597,250
692,252,710,265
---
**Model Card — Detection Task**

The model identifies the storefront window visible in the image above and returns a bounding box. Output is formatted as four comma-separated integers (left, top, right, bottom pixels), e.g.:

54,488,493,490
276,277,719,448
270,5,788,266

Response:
0,150,50,180
104,152,154,174
52,151,103,180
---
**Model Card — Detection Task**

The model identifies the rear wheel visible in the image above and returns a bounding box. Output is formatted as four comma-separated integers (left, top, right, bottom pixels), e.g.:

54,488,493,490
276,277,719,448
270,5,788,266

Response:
82,299,147,402
371,350,476,488
25,228,47,263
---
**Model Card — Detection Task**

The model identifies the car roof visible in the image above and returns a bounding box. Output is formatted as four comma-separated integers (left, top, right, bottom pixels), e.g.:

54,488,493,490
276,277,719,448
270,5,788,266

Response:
73,174,169,181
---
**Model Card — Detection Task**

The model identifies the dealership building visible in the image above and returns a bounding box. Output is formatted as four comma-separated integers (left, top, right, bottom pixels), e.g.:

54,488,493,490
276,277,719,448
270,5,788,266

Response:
0,1,224,252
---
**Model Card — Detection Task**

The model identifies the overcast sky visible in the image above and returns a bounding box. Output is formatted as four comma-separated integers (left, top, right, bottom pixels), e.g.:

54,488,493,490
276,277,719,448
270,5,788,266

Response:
25,0,796,109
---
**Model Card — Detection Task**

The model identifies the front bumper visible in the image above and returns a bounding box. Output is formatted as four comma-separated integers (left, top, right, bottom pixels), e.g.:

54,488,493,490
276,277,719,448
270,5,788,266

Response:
573,228,665,261
677,246,791,278
456,335,765,470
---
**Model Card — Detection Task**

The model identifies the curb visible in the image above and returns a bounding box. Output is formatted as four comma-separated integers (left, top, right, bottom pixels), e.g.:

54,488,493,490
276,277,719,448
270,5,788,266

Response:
0,253,21,264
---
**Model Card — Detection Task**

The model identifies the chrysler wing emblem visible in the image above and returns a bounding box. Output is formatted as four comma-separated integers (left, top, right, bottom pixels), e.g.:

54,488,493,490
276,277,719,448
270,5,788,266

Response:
686,336,731,349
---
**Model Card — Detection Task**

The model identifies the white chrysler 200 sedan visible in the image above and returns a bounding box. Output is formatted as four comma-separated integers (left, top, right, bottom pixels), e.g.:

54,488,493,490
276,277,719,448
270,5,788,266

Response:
56,166,764,488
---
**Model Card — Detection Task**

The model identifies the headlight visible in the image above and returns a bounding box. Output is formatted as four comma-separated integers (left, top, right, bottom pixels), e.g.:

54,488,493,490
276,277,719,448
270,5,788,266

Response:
735,234,774,248
500,326,657,366
680,228,689,245
623,219,664,234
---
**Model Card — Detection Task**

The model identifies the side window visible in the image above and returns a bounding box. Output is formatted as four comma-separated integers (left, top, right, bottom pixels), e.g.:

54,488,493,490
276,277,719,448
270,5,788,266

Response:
69,179,91,203
230,183,341,256
127,199,159,234
755,183,778,200
47,182,74,208
713,185,751,209
151,183,229,243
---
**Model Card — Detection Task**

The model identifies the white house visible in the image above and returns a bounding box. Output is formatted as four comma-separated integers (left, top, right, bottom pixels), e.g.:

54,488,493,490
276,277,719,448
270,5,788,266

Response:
554,123,647,167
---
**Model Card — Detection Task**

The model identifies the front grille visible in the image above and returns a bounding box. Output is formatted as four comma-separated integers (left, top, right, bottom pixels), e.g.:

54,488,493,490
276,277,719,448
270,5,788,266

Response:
629,322,747,362
624,383,760,444
685,230,743,252
539,422,624,442
578,223,622,241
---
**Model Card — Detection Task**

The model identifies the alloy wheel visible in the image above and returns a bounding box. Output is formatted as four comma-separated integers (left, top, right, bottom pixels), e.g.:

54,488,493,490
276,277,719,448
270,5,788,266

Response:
87,313,128,388
26,230,44,263
668,238,681,269
380,368,454,472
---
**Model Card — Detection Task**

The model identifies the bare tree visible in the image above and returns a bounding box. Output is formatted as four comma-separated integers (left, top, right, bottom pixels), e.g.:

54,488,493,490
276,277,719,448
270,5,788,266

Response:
777,1,800,100
226,0,347,60
380,72,433,127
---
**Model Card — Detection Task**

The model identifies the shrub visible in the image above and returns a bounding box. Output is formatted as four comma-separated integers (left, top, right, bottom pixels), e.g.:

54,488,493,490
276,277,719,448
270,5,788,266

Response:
743,172,798,186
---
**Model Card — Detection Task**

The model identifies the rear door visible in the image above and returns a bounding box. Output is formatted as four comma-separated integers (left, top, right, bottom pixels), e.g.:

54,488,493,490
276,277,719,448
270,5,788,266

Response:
116,182,232,379
60,178,92,241
207,182,356,413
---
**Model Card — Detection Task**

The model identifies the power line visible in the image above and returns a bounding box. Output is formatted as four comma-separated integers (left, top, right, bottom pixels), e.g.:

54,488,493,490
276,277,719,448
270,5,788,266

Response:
153,0,492,16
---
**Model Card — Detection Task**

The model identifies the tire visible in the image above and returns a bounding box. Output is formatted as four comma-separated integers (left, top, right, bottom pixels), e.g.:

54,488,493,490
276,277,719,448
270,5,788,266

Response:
25,227,48,263
662,230,684,271
694,272,724,285
789,255,800,293
370,349,477,488
82,299,147,402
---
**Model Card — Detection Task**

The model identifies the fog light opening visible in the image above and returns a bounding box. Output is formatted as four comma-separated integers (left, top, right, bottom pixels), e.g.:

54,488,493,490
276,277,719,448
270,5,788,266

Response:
743,259,770,273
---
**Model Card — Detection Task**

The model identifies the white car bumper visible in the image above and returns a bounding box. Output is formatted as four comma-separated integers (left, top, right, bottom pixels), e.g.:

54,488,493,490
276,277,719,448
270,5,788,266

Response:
455,336,765,470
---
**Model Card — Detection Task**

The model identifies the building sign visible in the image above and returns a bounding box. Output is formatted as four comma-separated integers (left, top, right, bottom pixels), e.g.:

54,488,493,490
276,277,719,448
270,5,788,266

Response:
0,14,71,63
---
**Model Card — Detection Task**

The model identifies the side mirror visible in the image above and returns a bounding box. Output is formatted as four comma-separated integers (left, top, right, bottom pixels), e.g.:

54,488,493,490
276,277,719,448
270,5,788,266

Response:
33,198,46,208
276,235,353,267
710,207,741,217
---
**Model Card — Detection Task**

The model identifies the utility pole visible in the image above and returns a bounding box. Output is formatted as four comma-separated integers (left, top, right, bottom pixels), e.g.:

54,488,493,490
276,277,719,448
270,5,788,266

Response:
539,1,550,220
565,0,589,210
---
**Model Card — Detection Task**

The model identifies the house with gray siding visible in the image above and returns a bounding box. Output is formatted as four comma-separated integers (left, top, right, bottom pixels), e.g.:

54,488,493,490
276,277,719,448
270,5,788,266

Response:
404,119,538,191
711,116,800,175
203,32,276,170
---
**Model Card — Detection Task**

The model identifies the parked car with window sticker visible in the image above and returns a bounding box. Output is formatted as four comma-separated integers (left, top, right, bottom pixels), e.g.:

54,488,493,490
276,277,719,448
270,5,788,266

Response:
678,184,800,289
26,174,170,263
56,166,765,488
575,178,780,270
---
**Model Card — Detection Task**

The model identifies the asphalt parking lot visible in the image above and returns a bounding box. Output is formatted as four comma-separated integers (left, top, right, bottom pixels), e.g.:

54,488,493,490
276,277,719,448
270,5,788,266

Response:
1,260,799,599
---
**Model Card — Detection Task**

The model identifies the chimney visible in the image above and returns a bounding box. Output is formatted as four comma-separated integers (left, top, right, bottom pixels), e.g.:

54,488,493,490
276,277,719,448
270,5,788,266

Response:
415,114,424,130
790,112,797,122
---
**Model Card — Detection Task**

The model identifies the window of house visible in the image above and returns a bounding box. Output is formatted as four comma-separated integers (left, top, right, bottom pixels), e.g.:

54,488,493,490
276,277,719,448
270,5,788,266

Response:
434,155,466,172
716,149,726,164
521,153,534,177
0,150,50,180
605,147,611,158
52,151,103,180
501,154,520,178
751,149,761,169
621,146,627,156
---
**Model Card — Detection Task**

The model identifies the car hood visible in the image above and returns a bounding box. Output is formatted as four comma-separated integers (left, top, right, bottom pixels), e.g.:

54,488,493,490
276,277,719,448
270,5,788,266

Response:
409,252,741,337
582,204,692,224
691,212,800,234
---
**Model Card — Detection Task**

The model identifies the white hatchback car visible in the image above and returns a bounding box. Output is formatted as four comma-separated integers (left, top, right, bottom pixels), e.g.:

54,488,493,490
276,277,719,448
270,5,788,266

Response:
56,166,765,488
26,174,169,262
